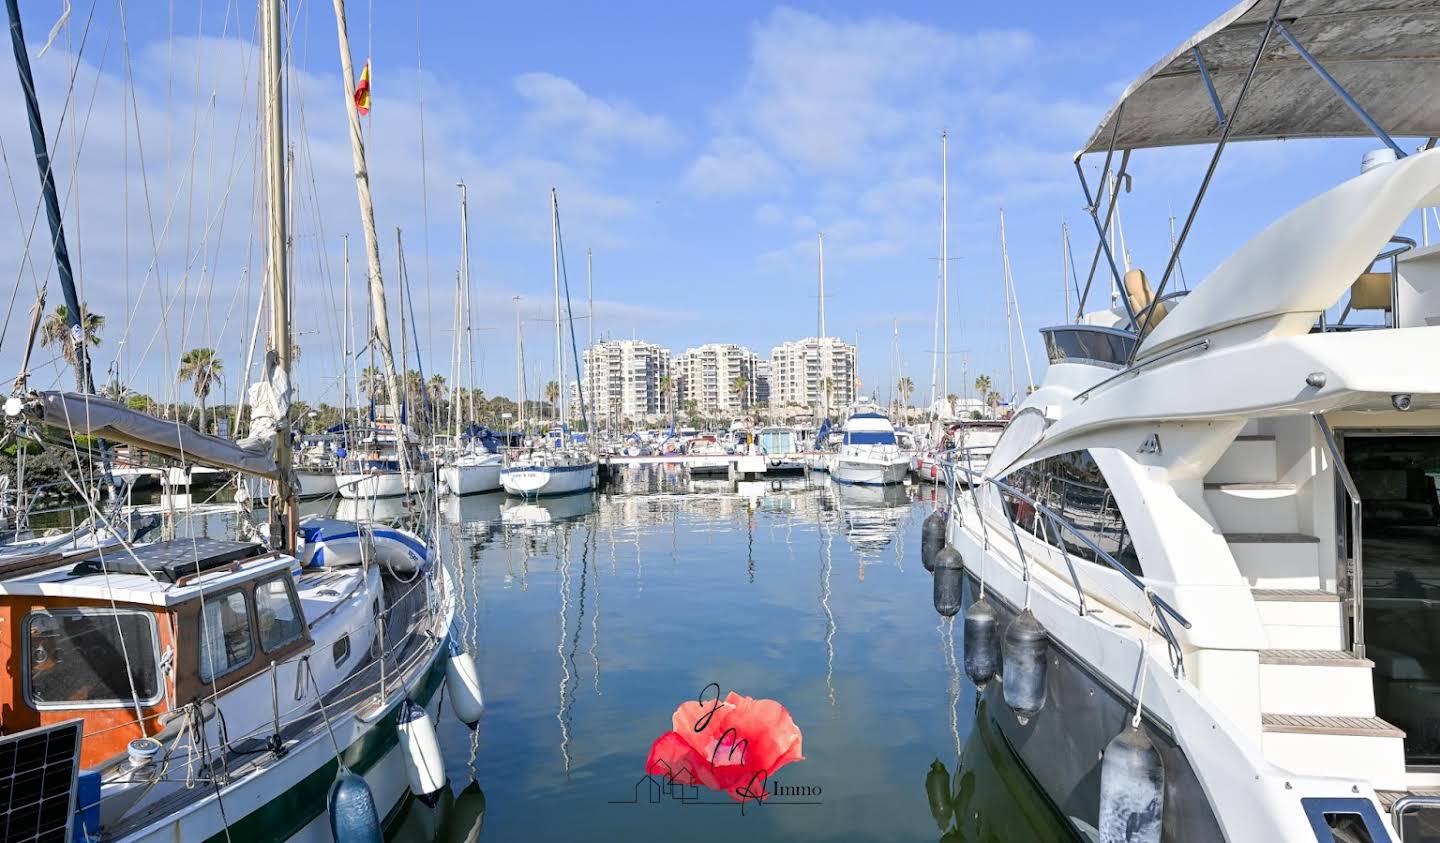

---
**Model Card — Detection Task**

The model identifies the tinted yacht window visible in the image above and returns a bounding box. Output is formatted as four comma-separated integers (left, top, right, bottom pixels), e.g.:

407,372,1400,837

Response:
1005,450,1142,577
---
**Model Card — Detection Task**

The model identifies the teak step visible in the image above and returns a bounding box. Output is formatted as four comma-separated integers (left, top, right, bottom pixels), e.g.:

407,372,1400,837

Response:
1204,482,1296,491
1262,714,1404,738
1252,589,1339,602
1225,533,1320,544
1376,788,1440,811
1259,649,1372,667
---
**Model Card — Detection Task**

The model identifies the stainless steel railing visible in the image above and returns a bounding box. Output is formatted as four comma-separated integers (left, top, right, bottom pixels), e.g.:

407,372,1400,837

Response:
940,447,1192,677
1313,414,1364,658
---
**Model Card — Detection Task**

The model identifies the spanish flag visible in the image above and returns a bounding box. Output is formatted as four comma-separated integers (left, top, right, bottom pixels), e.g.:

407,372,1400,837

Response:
354,60,372,115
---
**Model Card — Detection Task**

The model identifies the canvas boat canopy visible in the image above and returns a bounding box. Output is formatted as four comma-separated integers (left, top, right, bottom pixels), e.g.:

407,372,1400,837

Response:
1080,0,1440,155
12,391,280,479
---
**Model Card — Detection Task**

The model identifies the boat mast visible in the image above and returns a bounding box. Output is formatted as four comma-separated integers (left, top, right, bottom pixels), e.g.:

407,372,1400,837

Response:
456,180,470,439
5,0,93,393
332,0,409,483
551,189,565,431
817,232,826,338
262,0,295,545
513,295,525,436
941,129,949,408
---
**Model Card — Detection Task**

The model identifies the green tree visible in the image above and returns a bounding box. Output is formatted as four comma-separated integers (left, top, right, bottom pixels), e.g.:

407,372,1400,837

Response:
359,366,387,402
177,348,223,433
729,375,750,410
544,380,560,419
897,376,914,407
974,374,992,402
40,304,103,378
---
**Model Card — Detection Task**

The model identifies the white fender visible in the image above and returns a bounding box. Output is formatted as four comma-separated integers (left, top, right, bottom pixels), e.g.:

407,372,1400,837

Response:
396,700,446,806
445,640,485,727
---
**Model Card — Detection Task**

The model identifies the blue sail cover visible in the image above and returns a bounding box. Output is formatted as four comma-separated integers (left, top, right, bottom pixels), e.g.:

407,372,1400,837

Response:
814,418,831,448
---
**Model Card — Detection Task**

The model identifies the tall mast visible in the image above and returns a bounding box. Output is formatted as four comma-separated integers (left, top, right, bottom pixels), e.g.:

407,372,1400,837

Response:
332,0,408,482
1001,208,1015,403
817,232,826,339
513,295,524,435
586,248,594,430
342,234,350,426
6,0,93,393
941,129,949,405
262,0,294,543
550,189,565,428
457,180,472,436
1061,221,1072,322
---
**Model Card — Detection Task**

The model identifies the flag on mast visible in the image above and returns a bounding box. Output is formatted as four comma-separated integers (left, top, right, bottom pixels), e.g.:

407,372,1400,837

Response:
354,60,372,115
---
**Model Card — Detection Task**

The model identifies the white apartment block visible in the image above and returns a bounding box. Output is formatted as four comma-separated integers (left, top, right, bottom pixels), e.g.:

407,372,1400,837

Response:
580,339,670,424
769,337,857,411
673,343,761,417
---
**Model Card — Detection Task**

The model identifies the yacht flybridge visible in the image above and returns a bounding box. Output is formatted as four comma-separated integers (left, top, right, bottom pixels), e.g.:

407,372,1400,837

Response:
926,2,1440,841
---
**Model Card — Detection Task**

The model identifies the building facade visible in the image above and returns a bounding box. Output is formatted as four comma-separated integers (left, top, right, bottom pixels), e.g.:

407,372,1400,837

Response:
580,339,671,426
673,343,761,418
769,337,857,413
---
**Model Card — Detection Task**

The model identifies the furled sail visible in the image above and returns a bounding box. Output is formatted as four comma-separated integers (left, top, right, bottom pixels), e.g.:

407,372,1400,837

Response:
8,391,281,479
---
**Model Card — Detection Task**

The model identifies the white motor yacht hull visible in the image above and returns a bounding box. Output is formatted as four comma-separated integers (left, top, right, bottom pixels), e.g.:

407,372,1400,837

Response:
295,469,338,498
831,457,910,486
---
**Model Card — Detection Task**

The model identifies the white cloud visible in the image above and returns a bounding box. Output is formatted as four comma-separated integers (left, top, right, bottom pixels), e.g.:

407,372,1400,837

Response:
683,136,786,196
513,72,678,154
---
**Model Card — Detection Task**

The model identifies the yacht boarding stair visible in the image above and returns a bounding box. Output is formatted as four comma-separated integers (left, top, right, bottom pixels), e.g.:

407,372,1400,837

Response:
1205,429,1408,796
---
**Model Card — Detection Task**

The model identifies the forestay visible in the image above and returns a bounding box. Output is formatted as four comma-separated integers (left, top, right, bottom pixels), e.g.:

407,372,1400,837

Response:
1080,0,1440,155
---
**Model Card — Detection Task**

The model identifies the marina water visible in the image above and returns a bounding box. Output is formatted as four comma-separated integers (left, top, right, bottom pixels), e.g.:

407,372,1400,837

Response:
395,465,1075,841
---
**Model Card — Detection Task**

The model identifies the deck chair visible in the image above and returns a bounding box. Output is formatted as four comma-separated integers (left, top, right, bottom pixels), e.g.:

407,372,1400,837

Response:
1339,271,1392,325
1124,268,1170,335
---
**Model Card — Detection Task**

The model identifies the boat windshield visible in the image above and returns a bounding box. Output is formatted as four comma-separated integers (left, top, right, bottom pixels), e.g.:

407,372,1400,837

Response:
844,431,896,446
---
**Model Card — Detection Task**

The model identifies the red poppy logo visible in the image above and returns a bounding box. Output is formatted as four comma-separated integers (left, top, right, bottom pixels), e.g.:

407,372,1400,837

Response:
645,688,804,803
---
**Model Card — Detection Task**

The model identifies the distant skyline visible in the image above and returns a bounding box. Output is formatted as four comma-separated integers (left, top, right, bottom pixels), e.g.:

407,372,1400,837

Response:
0,2,1425,414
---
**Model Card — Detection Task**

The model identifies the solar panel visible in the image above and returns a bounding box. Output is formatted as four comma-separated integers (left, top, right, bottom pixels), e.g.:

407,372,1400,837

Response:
0,719,83,843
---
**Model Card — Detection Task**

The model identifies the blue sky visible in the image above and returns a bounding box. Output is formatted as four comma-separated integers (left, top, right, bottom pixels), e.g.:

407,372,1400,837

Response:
0,1,1417,412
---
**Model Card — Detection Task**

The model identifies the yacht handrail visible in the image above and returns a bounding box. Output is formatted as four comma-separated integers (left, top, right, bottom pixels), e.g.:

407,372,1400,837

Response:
941,448,1191,677
1393,795,1440,842
1075,338,1210,403
1313,414,1364,658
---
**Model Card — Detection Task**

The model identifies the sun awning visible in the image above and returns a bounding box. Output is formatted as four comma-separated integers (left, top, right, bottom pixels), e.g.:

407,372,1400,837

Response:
16,391,280,480
1080,0,1440,156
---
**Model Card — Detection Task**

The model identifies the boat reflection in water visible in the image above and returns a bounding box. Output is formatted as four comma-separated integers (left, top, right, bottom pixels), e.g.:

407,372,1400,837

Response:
388,464,1073,841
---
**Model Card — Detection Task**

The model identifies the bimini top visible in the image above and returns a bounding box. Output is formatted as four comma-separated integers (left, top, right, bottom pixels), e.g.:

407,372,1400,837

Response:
1080,0,1440,156
842,413,897,446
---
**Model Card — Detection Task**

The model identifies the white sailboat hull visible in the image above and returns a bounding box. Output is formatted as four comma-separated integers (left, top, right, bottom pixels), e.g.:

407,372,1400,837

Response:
439,459,503,496
336,471,410,499
500,463,597,497
295,469,338,498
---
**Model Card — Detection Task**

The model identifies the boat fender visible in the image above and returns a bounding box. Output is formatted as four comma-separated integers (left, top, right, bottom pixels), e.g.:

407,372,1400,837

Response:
963,597,999,688
924,759,954,830
445,639,486,728
397,699,447,807
932,545,964,617
328,768,383,843
1002,610,1048,724
1098,725,1164,843
921,509,946,572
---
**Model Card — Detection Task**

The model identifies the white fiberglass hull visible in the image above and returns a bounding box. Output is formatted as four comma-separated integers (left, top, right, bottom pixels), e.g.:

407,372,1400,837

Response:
501,463,597,498
337,471,410,499
440,459,502,496
832,457,910,486
295,469,338,498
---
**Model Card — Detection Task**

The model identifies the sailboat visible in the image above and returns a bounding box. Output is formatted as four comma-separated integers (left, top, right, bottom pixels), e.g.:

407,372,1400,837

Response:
437,182,503,496
501,190,599,498
0,2,479,839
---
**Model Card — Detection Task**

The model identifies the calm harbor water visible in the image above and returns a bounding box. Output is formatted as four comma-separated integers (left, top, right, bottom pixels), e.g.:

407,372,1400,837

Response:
402,465,1076,842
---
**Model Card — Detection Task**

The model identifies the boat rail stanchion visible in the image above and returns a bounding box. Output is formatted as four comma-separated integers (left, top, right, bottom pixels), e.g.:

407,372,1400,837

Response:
1393,795,1440,841
1314,414,1365,658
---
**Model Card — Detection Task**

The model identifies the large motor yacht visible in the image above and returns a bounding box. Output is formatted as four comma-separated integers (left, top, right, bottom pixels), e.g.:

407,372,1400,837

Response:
929,3,1440,840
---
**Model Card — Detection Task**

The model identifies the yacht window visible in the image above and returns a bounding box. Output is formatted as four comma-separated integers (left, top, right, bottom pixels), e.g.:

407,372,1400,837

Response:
26,609,161,708
1006,450,1143,577
256,577,306,652
332,634,351,668
200,590,254,683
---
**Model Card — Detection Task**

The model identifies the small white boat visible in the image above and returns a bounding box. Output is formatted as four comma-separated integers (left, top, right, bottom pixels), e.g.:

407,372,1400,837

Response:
685,436,731,475
830,412,910,486
500,447,598,497
757,426,806,472
439,451,503,496
295,467,339,498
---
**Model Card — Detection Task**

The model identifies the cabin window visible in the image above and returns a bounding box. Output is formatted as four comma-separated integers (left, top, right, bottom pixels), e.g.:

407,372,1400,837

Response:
1005,450,1143,577
256,576,305,652
200,590,254,683
332,634,351,668
25,609,162,708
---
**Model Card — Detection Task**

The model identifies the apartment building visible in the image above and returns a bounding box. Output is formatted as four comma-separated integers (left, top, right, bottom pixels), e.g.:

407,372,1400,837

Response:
768,336,857,412
580,339,671,425
673,343,761,417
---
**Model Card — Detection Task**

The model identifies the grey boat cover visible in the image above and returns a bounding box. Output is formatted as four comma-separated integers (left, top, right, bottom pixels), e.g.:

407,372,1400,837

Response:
24,390,280,479
1081,0,1440,155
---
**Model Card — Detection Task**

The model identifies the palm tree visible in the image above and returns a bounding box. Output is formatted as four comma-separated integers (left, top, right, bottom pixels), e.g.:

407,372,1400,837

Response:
100,378,133,403
359,366,386,402
544,381,560,419
729,375,750,410
822,375,834,418
40,304,103,378
897,376,914,407
974,374,992,402
659,375,674,415
177,348,223,433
